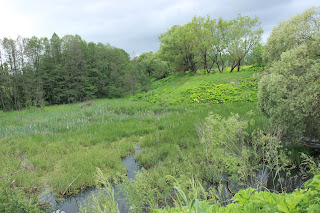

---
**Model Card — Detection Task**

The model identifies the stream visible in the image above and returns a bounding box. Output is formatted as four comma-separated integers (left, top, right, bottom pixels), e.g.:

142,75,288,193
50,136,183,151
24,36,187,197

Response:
39,145,142,213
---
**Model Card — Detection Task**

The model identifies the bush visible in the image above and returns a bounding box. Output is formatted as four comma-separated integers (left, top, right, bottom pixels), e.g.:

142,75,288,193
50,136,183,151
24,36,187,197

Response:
0,186,47,213
258,44,320,140
259,7,320,141
198,112,289,188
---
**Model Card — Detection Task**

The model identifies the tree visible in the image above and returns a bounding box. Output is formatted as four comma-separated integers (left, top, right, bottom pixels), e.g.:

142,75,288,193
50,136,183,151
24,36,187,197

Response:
23,36,45,106
206,18,228,73
1,37,21,110
41,33,63,104
0,33,134,110
159,14,262,73
244,42,264,66
60,35,89,103
263,7,320,65
159,23,199,73
191,16,215,73
0,47,11,111
227,14,263,72
259,7,320,141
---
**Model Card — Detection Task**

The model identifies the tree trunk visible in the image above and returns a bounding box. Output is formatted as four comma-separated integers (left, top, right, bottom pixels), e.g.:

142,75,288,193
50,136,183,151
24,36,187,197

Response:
216,62,221,73
230,61,236,73
237,60,241,72
0,86,7,111
203,53,209,73
221,60,225,72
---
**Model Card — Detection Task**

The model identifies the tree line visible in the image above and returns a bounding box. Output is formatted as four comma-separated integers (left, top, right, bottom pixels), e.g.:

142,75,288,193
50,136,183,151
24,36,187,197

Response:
158,14,263,73
0,34,153,111
0,13,264,111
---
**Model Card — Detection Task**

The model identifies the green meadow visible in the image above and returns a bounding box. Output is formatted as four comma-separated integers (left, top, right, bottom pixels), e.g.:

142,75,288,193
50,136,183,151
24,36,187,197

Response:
2,6,319,212
0,66,268,199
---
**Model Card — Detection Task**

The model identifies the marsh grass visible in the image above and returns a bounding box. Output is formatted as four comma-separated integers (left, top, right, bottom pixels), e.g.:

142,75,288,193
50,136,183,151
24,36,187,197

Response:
0,67,269,205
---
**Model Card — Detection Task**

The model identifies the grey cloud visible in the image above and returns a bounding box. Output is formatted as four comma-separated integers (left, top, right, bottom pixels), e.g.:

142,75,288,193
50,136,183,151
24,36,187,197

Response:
1,0,319,54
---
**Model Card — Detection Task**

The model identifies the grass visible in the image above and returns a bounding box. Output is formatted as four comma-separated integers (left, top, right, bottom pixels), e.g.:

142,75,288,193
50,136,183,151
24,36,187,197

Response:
131,65,262,105
0,66,269,202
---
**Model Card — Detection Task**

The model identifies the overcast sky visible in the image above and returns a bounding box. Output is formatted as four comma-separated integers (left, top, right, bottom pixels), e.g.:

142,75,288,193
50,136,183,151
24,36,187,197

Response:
0,0,319,55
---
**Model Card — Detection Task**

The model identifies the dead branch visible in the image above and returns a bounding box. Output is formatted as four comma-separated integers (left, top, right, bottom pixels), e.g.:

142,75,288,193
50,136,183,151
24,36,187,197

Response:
14,186,44,190
0,168,26,179
226,180,235,196
62,173,81,195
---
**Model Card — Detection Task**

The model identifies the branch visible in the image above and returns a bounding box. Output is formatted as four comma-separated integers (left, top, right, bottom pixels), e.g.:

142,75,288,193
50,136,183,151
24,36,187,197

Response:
14,186,44,190
226,180,235,196
0,168,25,179
62,173,81,195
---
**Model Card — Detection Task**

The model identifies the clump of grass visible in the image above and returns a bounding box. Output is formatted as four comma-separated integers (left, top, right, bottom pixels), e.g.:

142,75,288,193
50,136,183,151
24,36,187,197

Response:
80,167,120,213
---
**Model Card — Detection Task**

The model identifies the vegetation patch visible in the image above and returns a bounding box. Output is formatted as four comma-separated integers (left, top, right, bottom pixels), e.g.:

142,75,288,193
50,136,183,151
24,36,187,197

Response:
131,66,262,105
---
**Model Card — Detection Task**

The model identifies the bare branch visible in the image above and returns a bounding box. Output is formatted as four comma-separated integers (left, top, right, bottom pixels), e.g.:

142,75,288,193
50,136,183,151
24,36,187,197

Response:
0,168,26,179
62,173,81,195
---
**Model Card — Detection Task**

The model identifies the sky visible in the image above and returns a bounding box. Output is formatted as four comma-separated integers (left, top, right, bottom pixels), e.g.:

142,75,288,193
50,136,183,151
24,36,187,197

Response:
0,0,319,55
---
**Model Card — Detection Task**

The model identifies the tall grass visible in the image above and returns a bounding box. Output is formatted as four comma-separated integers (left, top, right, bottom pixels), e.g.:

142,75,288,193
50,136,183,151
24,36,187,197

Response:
0,67,269,204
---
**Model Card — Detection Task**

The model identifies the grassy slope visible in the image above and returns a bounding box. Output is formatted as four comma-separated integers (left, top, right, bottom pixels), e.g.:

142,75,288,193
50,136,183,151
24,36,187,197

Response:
0,66,268,197
132,65,261,105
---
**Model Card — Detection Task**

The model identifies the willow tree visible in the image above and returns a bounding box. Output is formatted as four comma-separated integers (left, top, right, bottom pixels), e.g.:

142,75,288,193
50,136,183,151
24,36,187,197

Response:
159,23,200,73
227,14,263,72
259,7,320,141
263,7,320,65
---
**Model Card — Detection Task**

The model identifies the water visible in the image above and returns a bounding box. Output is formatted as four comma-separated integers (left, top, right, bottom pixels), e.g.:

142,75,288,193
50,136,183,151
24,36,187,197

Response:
40,145,142,213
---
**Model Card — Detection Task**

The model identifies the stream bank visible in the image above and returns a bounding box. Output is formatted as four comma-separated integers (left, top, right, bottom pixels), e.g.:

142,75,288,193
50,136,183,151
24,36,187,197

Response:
39,145,142,213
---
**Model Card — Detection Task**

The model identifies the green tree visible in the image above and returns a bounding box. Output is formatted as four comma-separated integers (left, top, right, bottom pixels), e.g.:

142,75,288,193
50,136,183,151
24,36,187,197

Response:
0,50,12,111
227,14,263,72
191,16,215,73
206,18,231,73
244,42,264,66
41,33,63,104
159,23,199,73
1,37,22,110
259,7,320,140
23,36,45,106
263,7,320,65
259,44,319,140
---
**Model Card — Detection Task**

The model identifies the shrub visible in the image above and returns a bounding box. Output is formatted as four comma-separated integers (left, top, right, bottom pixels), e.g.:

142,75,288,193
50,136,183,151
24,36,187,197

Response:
258,44,320,140
260,7,320,141
198,112,289,189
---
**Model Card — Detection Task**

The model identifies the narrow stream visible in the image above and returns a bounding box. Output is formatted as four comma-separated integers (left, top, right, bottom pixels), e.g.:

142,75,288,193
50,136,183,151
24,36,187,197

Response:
39,145,142,213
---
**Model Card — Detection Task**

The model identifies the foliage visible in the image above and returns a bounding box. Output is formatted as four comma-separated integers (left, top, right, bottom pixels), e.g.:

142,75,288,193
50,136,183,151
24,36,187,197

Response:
244,42,264,66
183,79,258,104
131,66,262,105
198,112,289,189
259,44,320,140
0,180,47,213
259,7,320,141
0,34,138,111
227,14,263,72
155,175,320,213
263,7,320,65
159,14,263,73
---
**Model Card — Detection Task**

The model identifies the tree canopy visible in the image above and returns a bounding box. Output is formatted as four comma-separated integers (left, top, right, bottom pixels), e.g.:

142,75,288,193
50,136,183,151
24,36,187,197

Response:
159,14,263,73
259,7,320,140
0,34,132,110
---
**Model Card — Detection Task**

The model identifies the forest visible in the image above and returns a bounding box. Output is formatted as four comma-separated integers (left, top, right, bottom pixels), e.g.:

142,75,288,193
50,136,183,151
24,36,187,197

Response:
0,6,319,213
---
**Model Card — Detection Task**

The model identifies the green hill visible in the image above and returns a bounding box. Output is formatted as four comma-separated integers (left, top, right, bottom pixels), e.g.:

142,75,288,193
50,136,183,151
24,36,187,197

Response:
131,66,263,105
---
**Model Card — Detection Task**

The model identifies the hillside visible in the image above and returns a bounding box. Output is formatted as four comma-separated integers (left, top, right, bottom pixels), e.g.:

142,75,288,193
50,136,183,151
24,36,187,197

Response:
131,66,262,105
